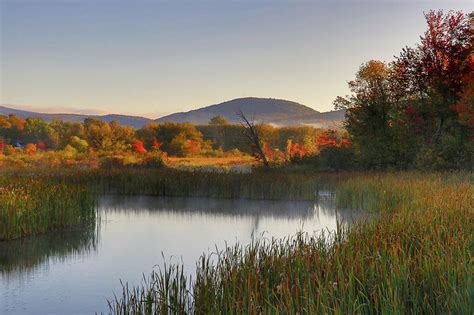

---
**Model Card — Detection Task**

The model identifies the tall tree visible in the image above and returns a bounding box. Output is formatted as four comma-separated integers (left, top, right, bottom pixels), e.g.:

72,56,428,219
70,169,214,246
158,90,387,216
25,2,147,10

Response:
393,10,472,144
334,60,398,168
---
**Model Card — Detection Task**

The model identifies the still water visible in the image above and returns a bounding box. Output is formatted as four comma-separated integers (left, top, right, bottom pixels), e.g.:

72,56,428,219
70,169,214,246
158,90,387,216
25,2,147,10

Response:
1,195,364,314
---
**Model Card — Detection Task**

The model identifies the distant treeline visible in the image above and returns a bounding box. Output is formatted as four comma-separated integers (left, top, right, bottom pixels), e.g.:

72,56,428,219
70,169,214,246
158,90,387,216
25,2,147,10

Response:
0,114,337,158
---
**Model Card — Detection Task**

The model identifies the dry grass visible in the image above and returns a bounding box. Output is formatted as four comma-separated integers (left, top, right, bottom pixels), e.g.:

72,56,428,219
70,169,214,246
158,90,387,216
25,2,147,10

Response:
167,156,255,167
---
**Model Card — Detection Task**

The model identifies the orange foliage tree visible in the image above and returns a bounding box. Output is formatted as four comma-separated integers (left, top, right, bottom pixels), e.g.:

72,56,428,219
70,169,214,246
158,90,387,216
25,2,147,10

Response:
25,143,37,156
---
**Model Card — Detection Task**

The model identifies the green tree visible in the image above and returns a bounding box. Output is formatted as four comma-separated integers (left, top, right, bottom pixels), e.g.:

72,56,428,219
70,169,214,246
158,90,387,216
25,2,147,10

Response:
109,120,135,151
84,118,113,150
209,116,229,125
24,118,48,144
334,60,399,168
70,136,89,153
138,122,207,155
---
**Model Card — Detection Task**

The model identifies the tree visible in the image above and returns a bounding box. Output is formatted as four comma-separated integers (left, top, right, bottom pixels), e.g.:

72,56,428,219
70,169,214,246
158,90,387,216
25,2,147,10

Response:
393,10,472,143
5,115,26,143
133,140,147,154
151,138,162,151
36,140,48,151
334,60,398,168
209,116,230,125
237,110,269,167
84,118,113,150
335,11,473,169
25,143,37,156
24,118,48,144
138,122,207,155
70,136,89,153
110,120,135,151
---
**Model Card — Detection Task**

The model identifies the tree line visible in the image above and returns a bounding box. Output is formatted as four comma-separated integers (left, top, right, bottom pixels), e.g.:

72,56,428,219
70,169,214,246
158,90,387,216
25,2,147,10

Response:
0,113,345,161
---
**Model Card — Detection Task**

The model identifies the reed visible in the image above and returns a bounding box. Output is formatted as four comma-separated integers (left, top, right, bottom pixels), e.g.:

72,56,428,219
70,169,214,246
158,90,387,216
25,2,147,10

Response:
108,172,473,314
2,167,346,201
0,176,97,240
0,167,343,240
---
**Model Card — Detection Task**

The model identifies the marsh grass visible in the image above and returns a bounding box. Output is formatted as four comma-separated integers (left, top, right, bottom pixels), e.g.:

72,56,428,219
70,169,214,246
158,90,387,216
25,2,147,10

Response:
3,168,345,201
108,172,473,314
0,176,97,240
0,167,341,241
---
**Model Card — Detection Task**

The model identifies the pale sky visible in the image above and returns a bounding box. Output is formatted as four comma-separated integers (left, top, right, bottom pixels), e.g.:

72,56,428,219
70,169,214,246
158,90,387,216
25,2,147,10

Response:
0,0,472,118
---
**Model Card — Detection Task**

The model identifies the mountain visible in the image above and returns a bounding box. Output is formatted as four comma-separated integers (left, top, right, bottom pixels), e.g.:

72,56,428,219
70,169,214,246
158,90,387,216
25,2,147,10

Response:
0,106,153,128
1,98,345,128
156,97,344,128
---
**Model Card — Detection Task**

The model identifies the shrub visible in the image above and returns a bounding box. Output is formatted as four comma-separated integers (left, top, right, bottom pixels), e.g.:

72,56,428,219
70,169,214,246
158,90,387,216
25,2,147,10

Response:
141,152,166,168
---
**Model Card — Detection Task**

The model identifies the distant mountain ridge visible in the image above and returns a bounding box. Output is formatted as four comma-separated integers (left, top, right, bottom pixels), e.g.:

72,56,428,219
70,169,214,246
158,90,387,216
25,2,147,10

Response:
0,106,153,129
1,97,345,128
156,97,344,128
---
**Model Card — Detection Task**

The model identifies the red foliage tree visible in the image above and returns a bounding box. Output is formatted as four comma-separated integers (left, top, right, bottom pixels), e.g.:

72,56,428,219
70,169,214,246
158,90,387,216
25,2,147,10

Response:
151,138,162,151
133,140,147,154
185,140,200,156
393,10,472,141
36,140,48,151
451,55,474,130
316,130,352,149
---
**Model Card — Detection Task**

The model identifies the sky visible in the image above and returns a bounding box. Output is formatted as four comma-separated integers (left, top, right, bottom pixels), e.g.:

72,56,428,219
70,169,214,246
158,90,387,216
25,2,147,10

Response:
0,0,472,118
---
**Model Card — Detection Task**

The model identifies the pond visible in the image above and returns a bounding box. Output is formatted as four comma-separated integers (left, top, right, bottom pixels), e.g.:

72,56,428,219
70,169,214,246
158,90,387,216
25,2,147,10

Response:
0,195,365,314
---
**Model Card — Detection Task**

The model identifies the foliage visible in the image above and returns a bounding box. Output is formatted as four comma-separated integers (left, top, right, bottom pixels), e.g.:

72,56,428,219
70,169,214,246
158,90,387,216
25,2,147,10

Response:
132,140,147,154
208,116,230,125
335,10,473,170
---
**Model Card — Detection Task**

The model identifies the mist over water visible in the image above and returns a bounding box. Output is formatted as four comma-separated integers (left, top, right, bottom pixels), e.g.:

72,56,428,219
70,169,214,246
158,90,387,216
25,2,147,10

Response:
1,195,365,315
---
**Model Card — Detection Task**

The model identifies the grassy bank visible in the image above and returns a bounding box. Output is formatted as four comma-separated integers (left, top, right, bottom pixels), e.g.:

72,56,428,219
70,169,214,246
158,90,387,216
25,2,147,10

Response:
109,172,473,314
0,176,97,240
2,168,345,201
0,167,342,241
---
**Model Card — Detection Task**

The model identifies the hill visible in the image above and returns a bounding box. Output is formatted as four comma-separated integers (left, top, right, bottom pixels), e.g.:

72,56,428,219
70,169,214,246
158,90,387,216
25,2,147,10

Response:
157,97,344,127
1,98,345,128
0,106,153,128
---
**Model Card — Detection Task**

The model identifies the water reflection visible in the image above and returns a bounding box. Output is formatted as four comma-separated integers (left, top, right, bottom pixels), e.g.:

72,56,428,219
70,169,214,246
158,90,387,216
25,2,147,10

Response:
0,223,99,278
99,195,364,243
1,194,365,315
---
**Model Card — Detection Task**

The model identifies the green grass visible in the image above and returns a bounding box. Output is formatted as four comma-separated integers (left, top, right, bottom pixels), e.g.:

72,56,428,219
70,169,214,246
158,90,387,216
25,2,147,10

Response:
108,172,473,314
0,167,345,241
0,167,344,241
0,176,97,240
2,167,346,201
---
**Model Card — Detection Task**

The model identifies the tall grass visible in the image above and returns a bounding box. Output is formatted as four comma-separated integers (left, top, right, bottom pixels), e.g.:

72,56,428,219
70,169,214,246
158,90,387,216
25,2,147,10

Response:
2,168,346,201
0,167,343,241
0,176,97,240
108,172,473,314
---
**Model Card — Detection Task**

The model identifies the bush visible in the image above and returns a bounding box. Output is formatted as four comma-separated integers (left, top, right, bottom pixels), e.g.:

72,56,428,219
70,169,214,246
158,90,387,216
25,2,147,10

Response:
141,152,166,168
318,146,356,170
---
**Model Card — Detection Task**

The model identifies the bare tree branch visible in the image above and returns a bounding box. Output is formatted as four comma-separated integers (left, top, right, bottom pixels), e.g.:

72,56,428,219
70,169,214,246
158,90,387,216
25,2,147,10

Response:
237,110,269,167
